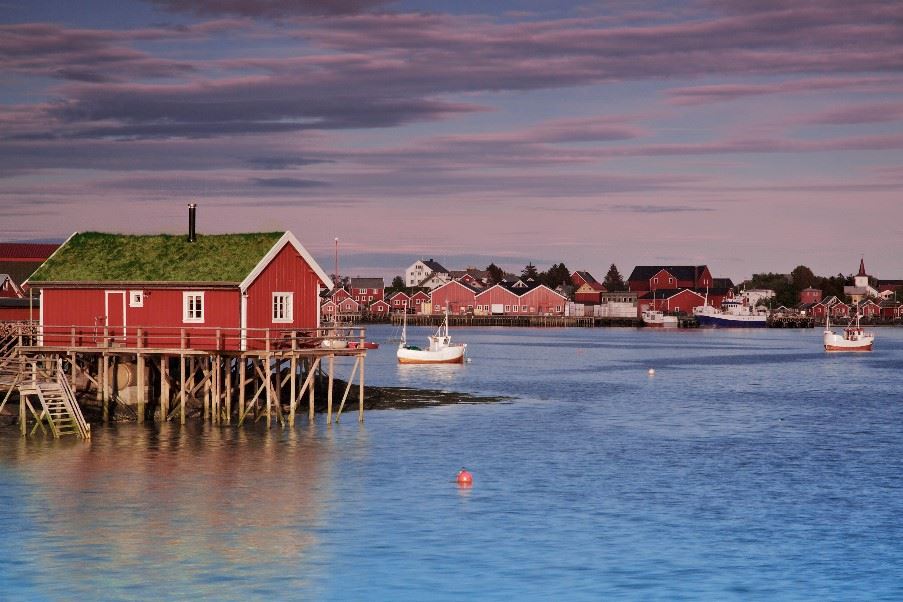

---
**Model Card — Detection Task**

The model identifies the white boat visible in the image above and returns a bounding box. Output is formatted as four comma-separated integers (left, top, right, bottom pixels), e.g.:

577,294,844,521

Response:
642,309,678,328
823,312,874,352
397,310,466,364
693,299,768,328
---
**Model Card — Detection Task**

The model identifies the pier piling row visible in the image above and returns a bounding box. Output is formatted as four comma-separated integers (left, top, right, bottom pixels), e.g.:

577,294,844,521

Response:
0,322,367,436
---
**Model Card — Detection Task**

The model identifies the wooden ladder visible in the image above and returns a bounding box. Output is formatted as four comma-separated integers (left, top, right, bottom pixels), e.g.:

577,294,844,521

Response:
18,362,91,439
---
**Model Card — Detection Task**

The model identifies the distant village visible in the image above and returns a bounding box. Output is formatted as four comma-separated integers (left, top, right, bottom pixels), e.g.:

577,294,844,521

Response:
320,257,903,324
1,244,901,324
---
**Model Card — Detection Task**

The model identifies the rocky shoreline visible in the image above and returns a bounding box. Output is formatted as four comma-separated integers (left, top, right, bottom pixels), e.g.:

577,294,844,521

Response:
0,377,511,426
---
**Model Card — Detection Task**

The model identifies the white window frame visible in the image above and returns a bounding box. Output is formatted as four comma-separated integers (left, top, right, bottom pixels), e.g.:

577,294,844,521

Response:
183,291,205,323
272,292,293,323
129,290,144,308
505,304,511,312
513,305,519,312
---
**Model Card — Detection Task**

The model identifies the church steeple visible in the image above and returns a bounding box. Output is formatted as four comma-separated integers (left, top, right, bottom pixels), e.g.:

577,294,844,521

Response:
857,258,867,277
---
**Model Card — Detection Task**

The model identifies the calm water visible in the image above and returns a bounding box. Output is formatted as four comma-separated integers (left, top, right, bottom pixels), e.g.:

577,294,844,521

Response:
2,325,902,601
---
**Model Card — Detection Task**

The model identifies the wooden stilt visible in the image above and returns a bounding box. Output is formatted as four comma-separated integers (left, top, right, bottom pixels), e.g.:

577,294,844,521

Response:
327,353,334,424
180,354,186,425
289,348,297,427
137,352,145,424
160,355,170,422
102,354,109,424
359,354,365,423
265,353,272,429
225,356,232,425
238,357,246,422
308,358,315,424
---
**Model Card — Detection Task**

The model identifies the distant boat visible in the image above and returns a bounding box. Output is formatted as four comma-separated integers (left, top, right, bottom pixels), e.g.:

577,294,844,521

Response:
641,309,678,328
824,311,874,352
693,298,768,328
397,310,466,364
348,340,379,349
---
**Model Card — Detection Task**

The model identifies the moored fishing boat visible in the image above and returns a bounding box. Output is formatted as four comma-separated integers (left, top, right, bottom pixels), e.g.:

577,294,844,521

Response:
397,310,466,364
693,298,768,328
641,309,678,328
823,312,874,352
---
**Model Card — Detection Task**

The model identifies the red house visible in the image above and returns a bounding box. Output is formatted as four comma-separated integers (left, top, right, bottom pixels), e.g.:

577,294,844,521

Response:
637,289,706,316
571,270,598,288
27,231,332,351
474,284,519,314
411,290,431,313
627,265,713,292
349,277,384,304
430,280,477,314
368,299,390,316
574,281,606,304
387,291,410,312
518,285,567,314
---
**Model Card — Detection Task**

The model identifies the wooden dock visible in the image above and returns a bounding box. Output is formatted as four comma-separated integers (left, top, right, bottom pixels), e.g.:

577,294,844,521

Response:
1,321,369,437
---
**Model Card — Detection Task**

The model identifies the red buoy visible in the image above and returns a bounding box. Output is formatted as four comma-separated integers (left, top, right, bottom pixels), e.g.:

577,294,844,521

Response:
456,468,473,486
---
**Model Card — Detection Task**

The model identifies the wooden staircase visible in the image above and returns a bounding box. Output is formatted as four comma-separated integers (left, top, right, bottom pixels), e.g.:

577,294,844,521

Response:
17,361,91,439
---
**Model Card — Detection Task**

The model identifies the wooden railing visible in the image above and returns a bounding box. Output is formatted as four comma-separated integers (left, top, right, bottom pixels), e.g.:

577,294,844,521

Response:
23,323,368,352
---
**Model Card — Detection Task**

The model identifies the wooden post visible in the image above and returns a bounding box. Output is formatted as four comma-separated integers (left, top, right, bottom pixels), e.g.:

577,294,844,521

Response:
238,357,246,423
308,358,315,424
102,354,109,424
359,353,365,423
180,354,186,425
289,338,297,427
203,356,211,422
327,353,334,424
160,355,170,422
225,356,232,425
19,383,26,436
137,352,145,424
265,353,272,429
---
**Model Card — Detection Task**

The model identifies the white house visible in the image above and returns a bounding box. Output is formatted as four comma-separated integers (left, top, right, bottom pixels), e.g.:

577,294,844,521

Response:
405,258,449,289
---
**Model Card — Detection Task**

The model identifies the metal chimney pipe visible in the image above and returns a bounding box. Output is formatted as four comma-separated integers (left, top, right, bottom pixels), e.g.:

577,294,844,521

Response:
187,203,197,242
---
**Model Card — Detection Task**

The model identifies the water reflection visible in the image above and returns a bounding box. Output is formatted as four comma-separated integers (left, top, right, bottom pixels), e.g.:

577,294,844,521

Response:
0,423,346,599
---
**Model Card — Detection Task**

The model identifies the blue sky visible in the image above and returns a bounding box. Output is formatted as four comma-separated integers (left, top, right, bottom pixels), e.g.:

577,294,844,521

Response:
1,0,902,282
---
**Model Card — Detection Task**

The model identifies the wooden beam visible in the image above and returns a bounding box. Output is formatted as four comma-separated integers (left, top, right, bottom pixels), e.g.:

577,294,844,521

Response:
137,352,145,424
327,353,334,424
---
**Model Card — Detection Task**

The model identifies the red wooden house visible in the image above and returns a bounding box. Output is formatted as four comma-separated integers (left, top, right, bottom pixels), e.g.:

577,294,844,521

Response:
571,270,598,288
637,289,706,316
349,277,384,304
368,299,390,316
854,299,881,318
810,297,850,320
331,288,352,303
430,280,477,314
387,291,410,312
410,290,431,313
321,299,337,320
627,266,713,292
518,285,568,315
335,297,361,316
27,231,332,351
574,281,606,304
474,284,519,315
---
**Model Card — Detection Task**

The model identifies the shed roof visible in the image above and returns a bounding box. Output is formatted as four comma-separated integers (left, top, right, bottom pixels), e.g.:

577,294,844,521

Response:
28,231,286,284
628,265,708,282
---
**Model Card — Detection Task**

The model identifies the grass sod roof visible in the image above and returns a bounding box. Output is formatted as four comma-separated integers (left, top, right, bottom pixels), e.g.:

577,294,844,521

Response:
28,232,285,283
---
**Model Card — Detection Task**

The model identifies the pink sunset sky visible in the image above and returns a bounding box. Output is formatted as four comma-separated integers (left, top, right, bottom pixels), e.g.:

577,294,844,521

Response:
1,0,902,283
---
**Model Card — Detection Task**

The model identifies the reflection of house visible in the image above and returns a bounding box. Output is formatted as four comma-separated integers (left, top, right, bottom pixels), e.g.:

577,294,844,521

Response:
405,259,449,289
